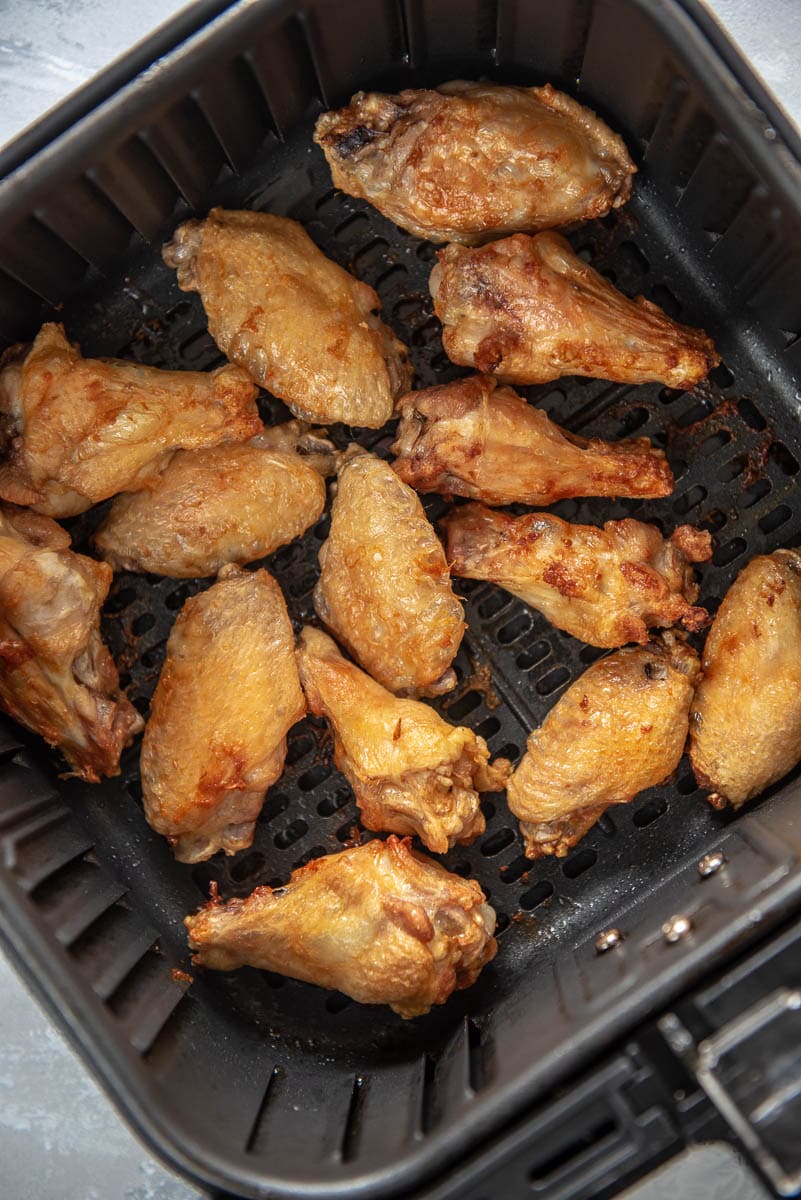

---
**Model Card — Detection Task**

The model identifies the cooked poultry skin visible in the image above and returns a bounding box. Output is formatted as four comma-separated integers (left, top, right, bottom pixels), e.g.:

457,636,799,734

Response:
392,375,673,505
94,422,335,578
442,504,711,648
297,626,510,853
140,565,305,863
430,232,719,389
0,323,260,517
314,449,465,695
508,635,699,857
185,835,497,1017
314,81,636,244
162,208,412,428
690,549,801,809
0,504,142,780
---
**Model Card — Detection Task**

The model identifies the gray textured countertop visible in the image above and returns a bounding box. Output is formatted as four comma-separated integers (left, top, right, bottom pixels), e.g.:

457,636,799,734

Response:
0,2,797,1197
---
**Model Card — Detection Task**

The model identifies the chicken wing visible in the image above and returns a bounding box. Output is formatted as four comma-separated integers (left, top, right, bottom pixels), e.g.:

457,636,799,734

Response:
297,626,510,853
689,550,801,809
313,81,635,244
140,565,305,863
0,323,260,518
162,208,412,428
0,504,142,780
508,634,699,857
185,835,496,1017
430,232,719,389
442,504,710,648
314,449,465,695
392,375,673,504
94,422,335,578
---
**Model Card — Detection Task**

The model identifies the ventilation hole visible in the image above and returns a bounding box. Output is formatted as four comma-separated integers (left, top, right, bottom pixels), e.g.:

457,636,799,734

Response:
701,508,727,534
718,454,747,483
449,860,472,878
324,993,352,1017
352,237,389,272
500,855,530,884
673,484,707,515
131,611,155,635
285,734,314,766
536,666,571,695
497,612,532,645
742,478,772,507
334,212,369,238
317,789,351,817
416,241,436,262
596,812,616,836
230,851,265,882
132,696,150,717
298,764,331,791
475,716,501,740
393,296,427,322
713,536,747,567
709,362,734,388
478,592,511,620
699,430,732,455
633,797,667,827
672,457,689,480
528,1116,617,1184
676,400,712,428
375,263,408,291
495,912,511,936
759,503,792,533
516,641,550,671
446,690,481,721
106,586,137,615
336,822,362,845
617,240,649,274
259,792,290,823
291,846,328,872
495,742,520,762
562,848,597,879
617,406,649,436
165,584,194,611
274,819,308,850
737,398,767,431
579,644,606,664
520,880,554,911
650,283,680,318
660,387,683,405
677,770,699,795
480,827,516,857
769,442,800,475
315,189,338,212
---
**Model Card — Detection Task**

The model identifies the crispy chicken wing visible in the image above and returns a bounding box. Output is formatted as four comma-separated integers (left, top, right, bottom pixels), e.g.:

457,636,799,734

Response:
185,835,496,1017
297,626,510,853
442,504,710,648
140,565,305,863
314,81,635,244
430,232,719,389
689,550,801,809
314,449,465,695
508,635,699,857
0,504,142,780
392,375,673,504
94,422,335,578
162,208,412,428
0,323,260,517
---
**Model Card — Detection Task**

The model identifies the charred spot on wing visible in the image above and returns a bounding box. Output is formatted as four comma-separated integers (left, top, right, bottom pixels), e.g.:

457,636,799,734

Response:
333,124,379,159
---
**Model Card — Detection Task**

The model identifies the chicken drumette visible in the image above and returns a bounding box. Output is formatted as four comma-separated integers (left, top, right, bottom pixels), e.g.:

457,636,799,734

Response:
508,635,699,857
314,81,635,244
430,232,719,389
442,503,710,648
0,504,142,780
162,208,412,428
185,835,497,1018
297,626,510,853
95,422,335,578
0,323,260,517
314,449,465,695
690,549,801,809
392,375,673,505
140,566,305,863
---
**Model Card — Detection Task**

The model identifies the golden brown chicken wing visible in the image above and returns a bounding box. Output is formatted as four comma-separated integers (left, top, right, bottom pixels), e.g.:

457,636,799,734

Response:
0,504,142,780
508,635,699,857
297,626,510,853
442,504,710,648
430,232,719,389
314,81,636,244
185,835,496,1017
689,550,801,809
94,422,335,578
392,375,673,504
140,565,305,863
314,449,465,695
162,208,412,428
0,323,260,518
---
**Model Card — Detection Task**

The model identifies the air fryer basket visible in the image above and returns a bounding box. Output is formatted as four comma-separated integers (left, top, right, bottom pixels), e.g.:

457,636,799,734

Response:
2,1,801,1197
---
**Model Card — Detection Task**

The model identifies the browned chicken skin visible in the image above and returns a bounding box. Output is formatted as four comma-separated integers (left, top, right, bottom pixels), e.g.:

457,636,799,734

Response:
297,626,510,853
140,566,305,863
314,449,465,695
314,81,635,244
94,422,335,578
185,835,497,1017
162,208,412,428
430,232,719,389
0,504,142,780
0,323,260,517
392,375,673,504
442,504,711,648
690,549,801,809
508,635,699,857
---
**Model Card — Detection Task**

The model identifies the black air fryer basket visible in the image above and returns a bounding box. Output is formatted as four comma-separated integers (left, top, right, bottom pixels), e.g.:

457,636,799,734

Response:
3,2,801,1197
